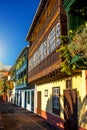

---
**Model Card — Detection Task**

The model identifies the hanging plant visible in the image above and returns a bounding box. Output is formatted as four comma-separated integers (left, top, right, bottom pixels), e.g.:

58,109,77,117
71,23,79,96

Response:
68,22,87,68
59,22,87,75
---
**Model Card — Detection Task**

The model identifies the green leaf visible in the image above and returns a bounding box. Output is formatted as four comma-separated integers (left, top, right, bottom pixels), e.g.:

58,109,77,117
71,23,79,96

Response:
71,55,81,64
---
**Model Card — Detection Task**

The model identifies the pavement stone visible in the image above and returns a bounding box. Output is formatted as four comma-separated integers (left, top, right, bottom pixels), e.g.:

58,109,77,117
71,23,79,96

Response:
0,101,59,130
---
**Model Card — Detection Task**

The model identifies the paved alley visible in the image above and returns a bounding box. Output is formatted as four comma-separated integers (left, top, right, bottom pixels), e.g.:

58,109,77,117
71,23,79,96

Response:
0,101,58,130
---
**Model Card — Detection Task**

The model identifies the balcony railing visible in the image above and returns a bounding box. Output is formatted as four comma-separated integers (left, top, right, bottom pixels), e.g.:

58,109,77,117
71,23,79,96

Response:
16,60,27,75
16,83,27,89
28,49,61,82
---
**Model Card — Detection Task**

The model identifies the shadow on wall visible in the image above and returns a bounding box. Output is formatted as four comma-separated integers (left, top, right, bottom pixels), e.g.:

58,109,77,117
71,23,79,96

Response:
78,93,87,129
64,90,78,130
45,91,87,130
46,94,64,130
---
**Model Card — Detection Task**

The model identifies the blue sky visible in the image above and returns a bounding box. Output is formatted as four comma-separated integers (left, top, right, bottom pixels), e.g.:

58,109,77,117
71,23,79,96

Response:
0,0,40,66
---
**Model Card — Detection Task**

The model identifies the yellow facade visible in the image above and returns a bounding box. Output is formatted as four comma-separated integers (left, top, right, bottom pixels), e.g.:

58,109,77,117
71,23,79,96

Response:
36,71,87,129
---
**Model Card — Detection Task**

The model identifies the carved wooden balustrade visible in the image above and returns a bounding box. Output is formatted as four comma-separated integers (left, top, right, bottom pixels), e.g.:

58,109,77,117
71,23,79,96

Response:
28,49,61,83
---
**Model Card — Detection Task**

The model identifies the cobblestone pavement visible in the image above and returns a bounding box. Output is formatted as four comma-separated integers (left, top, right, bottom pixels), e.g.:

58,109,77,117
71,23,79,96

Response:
0,101,59,130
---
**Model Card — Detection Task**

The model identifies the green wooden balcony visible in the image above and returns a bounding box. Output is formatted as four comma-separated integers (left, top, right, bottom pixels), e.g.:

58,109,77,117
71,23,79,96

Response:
63,0,76,12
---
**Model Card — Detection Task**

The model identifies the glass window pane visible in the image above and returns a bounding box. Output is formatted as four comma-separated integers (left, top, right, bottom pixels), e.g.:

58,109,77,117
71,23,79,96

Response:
52,87,60,114
56,23,60,46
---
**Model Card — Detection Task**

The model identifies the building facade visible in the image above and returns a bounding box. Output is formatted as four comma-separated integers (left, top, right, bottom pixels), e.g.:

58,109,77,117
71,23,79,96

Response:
26,0,87,130
15,46,35,112
63,0,87,130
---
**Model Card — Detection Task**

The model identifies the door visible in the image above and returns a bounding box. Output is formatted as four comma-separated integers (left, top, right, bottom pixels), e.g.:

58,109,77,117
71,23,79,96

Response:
64,89,78,130
37,91,41,115
20,92,22,107
31,91,34,112
17,93,18,105
25,91,27,108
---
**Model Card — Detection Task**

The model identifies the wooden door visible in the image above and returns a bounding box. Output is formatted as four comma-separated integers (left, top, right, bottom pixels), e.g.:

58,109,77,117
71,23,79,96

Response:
31,91,34,112
64,89,78,130
37,91,41,115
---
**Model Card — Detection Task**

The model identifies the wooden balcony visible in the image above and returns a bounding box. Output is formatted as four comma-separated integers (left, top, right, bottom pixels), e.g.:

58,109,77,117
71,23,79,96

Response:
28,49,62,84
28,48,82,85
29,3,58,55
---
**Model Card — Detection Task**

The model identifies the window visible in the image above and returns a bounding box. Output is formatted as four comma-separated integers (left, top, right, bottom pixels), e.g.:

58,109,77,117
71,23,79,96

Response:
28,59,32,71
56,23,60,46
47,36,50,55
33,52,36,67
38,45,41,63
40,43,44,61
49,27,56,52
66,79,72,89
29,57,34,71
18,74,21,79
24,53,27,59
21,72,23,78
28,91,30,104
24,69,26,75
56,23,60,37
43,41,47,59
52,87,60,115
28,23,61,71
35,51,38,66
44,90,48,97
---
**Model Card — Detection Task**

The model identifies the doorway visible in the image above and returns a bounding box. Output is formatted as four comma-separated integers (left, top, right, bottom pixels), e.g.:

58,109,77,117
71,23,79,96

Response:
25,91,27,108
31,91,34,112
37,91,41,115
64,89,78,130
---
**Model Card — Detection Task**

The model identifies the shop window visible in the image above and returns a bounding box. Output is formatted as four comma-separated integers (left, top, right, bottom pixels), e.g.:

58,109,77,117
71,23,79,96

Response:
52,87,60,115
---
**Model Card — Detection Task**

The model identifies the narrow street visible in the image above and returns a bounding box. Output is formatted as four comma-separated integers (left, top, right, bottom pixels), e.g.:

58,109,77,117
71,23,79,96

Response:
0,101,58,130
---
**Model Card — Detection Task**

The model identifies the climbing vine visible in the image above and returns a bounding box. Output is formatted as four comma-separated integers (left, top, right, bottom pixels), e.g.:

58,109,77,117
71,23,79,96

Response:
59,45,76,75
